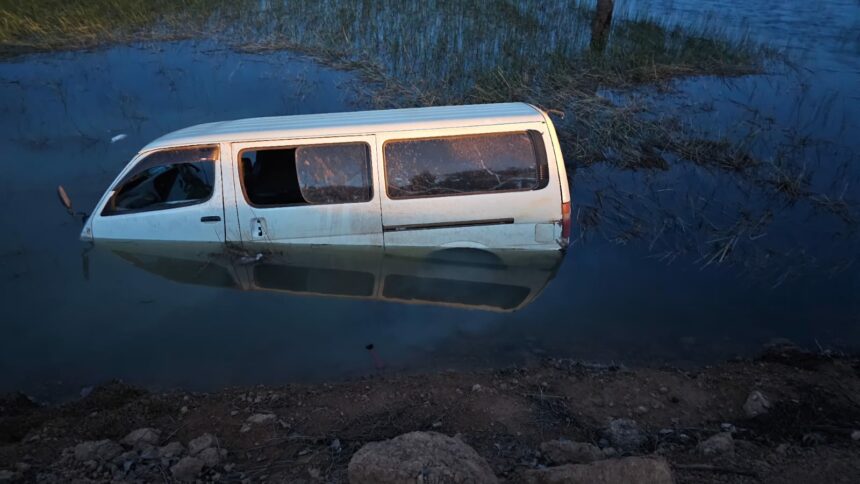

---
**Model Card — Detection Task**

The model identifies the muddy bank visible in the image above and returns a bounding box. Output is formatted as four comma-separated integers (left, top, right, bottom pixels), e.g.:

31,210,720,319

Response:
1,345,859,483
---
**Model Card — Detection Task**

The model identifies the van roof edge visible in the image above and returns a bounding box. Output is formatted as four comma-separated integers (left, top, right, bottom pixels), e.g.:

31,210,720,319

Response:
142,102,543,151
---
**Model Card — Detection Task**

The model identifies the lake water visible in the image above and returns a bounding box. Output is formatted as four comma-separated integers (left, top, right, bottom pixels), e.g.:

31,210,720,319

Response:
0,1,858,400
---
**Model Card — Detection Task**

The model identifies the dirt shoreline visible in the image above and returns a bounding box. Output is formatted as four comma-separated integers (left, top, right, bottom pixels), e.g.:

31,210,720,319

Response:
2,344,859,483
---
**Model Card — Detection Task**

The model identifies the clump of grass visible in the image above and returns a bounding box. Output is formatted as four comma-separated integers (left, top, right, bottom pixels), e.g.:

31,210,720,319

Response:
0,0,224,54
673,139,758,172
764,162,810,202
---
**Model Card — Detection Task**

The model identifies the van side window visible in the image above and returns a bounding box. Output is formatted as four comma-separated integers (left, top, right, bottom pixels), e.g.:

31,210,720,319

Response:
103,146,218,216
384,131,548,199
240,143,372,207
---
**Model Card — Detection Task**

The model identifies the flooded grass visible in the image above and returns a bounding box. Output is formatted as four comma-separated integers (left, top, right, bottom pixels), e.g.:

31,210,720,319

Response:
0,0,215,54
1,0,856,278
0,1,763,91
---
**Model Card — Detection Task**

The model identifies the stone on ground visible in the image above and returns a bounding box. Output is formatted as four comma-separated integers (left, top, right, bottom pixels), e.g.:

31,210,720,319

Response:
246,413,276,424
743,390,772,417
605,419,646,451
698,432,734,456
158,441,185,458
188,433,216,456
198,447,221,467
73,440,123,462
540,440,605,464
523,456,674,484
121,428,160,448
171,456,205,481
347,431,497,484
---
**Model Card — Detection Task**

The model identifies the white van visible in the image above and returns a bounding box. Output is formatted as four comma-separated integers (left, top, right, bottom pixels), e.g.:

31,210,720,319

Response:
81,103,571,250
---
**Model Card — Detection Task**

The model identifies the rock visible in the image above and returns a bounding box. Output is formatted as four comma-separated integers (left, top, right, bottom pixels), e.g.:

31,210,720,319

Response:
198,447,221,468
605,419,645,452
348,431,497,484
720,423,736,433
523,456,674,484
698,433,734,456
113,450,137,466
246,413,276,424
471,384,483,392
138,445,158,460
171,456,204,481
74,439,123,462
802,432,826,445
73,441,98,461
540,440,605,464
743,391,772,417
13,463,29,473
159,441,186,458
188,433,217,456
851,430,860,441
0,470,16,481
239,424,252,433
122,428,161,448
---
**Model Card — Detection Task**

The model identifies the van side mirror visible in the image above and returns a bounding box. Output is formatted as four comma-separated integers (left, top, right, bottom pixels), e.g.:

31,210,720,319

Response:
57,185,89,224
58,185,73,212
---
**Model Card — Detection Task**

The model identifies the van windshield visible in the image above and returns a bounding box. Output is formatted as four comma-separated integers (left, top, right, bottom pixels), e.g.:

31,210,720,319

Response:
103,146,219,215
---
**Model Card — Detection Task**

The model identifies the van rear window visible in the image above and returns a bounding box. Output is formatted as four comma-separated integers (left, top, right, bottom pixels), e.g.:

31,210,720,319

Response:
240,143,372,207
384,131,548,199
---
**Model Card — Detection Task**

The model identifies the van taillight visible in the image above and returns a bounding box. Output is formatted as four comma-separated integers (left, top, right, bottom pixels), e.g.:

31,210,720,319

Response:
561,201,571,241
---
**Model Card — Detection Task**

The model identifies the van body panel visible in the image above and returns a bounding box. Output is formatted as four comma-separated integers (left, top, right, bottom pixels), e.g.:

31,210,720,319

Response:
220,141,244,244
143,103,543,152
538,108,571,204
378,123,563,250
87,147,226,243
229,135,382,246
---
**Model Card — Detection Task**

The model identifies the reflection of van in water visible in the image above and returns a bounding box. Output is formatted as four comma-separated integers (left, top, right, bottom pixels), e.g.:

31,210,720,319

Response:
103,243,564,312
82,103,571,250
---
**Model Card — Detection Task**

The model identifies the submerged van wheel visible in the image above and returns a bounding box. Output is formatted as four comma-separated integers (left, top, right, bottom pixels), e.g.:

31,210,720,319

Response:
426,248,505,268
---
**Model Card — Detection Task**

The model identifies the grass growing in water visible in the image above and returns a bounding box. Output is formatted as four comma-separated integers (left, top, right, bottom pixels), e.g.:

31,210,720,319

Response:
0,0,218,53
3,0,852,276
0,1,769,175
0,0,763,89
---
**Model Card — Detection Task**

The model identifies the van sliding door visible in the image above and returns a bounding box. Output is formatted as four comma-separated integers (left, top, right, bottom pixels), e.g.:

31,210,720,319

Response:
228,135,383,246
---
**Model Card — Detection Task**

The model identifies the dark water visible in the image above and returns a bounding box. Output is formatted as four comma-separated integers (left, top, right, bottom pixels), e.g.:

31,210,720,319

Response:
1,1,859,400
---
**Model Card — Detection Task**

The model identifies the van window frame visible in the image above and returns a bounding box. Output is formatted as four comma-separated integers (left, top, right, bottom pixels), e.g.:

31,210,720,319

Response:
100,144,220,217
237,141,375,209
382,130,550,201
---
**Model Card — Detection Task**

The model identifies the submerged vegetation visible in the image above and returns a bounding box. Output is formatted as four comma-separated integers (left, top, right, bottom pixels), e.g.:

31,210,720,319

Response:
1,0,856,279
0,0,764,91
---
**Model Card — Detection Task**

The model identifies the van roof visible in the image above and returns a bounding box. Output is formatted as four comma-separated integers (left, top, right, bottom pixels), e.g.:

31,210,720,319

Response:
142,102,544,151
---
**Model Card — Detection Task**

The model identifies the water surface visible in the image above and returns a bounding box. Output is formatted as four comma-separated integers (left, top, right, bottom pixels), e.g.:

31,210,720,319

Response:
1,1,858,400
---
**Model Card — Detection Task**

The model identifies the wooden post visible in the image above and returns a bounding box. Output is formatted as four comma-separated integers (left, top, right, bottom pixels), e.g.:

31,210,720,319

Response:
591,0,614,54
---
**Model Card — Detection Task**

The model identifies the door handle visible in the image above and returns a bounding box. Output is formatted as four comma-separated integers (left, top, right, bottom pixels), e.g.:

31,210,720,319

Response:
200,216,221,223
